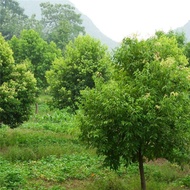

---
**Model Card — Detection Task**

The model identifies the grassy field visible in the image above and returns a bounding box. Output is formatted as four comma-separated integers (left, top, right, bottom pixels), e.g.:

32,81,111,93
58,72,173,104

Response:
1,95,190,190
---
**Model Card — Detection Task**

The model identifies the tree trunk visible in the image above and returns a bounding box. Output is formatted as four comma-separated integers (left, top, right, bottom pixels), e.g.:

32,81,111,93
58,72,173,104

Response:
138,148,146,190
35,103,38,114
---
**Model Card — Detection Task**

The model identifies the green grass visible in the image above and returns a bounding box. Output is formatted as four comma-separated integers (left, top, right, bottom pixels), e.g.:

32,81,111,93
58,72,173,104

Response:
1,94,190,189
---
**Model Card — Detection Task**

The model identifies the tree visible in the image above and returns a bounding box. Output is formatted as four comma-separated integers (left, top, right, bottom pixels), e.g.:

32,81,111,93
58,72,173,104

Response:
77,35,190,190
40,2,85,52
0,0,43,40
0,34,37,128
114,34,187,78
9,29,62,88
0,0,28,39
155,30,190,67
155,30,186,48
24,14,43,36
184,42,190,66
46,35,112,110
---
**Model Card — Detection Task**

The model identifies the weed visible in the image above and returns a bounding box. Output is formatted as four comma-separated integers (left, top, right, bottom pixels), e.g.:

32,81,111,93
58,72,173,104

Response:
179,175,190,188
145,161,184,183
3,169,26,189
86,175,128,190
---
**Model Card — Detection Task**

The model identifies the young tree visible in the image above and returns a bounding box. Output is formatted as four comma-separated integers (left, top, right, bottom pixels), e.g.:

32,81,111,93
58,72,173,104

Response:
0,34,37,128
46,35,112,110
40,2,85,52
77,35,190,190
9,29,62,88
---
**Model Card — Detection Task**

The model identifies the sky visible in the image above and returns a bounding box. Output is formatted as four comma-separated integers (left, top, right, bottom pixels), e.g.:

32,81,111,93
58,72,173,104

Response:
70,0,190,42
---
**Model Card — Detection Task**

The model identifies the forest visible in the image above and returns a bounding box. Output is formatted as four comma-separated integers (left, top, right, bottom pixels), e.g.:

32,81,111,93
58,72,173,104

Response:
1,0,190,190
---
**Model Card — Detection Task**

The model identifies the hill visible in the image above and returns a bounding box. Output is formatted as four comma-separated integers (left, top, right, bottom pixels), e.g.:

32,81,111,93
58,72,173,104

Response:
176,20,190,42
17,0,119,50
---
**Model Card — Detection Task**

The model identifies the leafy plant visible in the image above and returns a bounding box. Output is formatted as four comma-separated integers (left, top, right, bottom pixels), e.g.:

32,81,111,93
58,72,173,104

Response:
179,175,190,188
46,35,112,110
9,29,62,88
40,2,85,52
3,169,26,189
0,34,37,128
77,34,190,190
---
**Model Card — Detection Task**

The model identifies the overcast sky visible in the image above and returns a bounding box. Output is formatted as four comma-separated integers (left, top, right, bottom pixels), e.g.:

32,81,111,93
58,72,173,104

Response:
70,0,190,42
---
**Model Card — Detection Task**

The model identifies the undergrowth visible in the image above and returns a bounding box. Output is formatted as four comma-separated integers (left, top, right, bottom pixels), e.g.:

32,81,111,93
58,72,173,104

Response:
0,94,190,189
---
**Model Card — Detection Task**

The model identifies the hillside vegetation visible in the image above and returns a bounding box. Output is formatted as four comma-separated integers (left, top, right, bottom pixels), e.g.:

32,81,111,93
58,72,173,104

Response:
1,1,190,190
17,0,119,49
1,95,190,190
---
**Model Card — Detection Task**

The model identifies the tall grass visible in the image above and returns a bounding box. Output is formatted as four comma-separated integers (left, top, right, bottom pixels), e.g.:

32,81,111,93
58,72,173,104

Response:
0,127,91,161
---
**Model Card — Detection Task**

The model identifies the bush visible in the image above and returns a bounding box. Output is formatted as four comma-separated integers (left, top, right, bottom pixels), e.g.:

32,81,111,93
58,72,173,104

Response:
0,34,37,128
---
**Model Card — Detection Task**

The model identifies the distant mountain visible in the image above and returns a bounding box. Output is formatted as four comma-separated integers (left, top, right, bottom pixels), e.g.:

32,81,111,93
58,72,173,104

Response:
17,0,119,50
176,20,190,42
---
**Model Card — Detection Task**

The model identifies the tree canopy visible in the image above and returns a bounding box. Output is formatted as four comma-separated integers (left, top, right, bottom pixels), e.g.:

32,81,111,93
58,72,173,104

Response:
77,34,190,190
155,30,190,67
46,35,112,110
0,0,41,40
0,34,37,128
0,0,85,51
9,29,62,88
40,2,85,52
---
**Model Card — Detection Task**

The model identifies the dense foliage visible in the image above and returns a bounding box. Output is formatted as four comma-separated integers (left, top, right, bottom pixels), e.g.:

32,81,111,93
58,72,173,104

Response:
114,34,187,78
1,2,190,187
9,29,62,88
46,35,112,110
0,0,28,40
0,0,41,40
0,34,37,128
77,35,190,190
40,2,85,52
154,30,190,67
0,0,85,53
